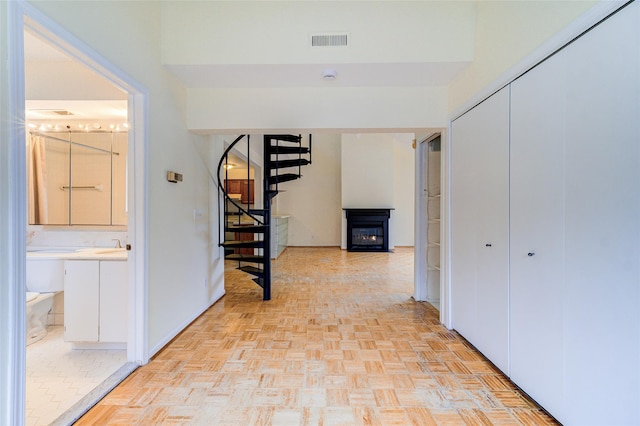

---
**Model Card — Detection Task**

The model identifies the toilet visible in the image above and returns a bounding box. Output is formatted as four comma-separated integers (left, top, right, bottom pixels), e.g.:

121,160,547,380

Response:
26,258,64,346
26,292,55,345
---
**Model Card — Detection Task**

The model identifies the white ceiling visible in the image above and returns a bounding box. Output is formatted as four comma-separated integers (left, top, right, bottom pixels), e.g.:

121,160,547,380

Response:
24,31,70,62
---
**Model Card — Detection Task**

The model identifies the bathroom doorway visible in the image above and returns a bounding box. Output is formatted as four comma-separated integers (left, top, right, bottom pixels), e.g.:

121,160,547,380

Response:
17,7,148,425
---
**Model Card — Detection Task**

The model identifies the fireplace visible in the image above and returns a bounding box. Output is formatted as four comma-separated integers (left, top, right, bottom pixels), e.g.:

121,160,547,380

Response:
344,208,392,252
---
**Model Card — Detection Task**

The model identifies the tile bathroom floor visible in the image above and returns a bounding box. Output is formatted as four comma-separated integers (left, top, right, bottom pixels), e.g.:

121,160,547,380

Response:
77,247,557,425
26,326,127,426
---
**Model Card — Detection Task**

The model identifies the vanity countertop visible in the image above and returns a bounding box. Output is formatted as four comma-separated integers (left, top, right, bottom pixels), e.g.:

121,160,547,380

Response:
27,247,127,260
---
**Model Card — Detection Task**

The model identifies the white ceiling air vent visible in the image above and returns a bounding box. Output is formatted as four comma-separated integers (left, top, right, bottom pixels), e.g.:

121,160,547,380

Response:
311,32,349,47
28,109,74,116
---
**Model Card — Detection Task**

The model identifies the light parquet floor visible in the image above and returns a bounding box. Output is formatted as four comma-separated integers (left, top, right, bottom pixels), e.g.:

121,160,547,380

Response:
76,247,557,425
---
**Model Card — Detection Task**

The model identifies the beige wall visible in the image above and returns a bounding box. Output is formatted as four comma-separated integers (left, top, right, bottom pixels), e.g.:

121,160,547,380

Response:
161,1,475,65
341,133,415,248
163,1,474,132
448,0,597,113
275,134,343,246
186,86,449,133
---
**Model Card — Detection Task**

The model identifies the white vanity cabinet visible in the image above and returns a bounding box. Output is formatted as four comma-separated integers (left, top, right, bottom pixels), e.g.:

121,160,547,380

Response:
64,260,127,345
98,261,128,342
64,261,100,342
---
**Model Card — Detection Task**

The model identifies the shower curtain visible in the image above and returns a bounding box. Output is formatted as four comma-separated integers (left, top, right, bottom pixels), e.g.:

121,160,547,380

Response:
28,135,49,224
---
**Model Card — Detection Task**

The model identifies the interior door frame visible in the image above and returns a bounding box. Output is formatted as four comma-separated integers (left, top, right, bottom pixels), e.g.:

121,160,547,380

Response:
414,130,449,326
4,2,149,422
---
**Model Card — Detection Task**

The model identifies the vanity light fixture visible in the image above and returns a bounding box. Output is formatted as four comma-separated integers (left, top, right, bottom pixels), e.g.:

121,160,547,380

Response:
26,121,132,132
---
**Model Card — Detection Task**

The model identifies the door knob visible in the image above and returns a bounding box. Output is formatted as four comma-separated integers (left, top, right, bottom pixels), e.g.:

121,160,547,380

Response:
485,243,492,247
527,252,535,257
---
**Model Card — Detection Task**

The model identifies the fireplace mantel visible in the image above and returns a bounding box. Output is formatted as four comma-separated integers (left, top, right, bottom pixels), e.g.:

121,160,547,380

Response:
343,208,393,252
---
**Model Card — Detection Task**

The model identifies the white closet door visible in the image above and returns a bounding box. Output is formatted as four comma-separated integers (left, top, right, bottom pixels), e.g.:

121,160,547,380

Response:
561,3,640,423
510,43,568,419
451,86,510,373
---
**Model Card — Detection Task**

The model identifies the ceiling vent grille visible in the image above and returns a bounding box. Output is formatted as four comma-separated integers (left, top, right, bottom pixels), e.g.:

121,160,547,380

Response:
311,33,349,47
28,109,74,116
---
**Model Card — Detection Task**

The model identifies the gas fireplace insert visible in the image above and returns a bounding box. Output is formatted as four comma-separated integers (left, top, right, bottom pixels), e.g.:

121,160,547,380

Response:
344,208,392,252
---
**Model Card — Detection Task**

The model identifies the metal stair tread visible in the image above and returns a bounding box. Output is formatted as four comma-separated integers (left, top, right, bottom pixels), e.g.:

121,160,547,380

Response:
225,224,267,233
266,134,302,143
267,146,310,155
225,254,266,263
248,209,269,216
268,173,301,185
221,240,265,248
269,158,311,169
238,265,264,277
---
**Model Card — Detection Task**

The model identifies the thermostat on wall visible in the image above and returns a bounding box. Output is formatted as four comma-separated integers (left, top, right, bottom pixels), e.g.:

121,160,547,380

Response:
167,171,183,183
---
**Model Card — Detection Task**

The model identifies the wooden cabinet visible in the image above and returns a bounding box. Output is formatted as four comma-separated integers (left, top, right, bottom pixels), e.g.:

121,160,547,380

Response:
241,180,254,204
235,231,255,255
451,86,510,374
225,179,254,204
64,260,127,345
225,179,242,195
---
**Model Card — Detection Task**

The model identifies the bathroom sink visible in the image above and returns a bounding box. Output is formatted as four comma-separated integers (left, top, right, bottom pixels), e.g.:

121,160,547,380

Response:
93,248,127,254
27,248,78,253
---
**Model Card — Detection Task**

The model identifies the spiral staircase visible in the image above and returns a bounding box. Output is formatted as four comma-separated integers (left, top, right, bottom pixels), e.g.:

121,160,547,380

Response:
218,134,312,300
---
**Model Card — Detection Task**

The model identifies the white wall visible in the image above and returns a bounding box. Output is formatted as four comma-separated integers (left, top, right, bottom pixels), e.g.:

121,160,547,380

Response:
187,86,448,133
393,136,415,246
226,168,255,180
161,1,475,66
448,0,597,113
25,0,225,354
275,134,342,246
341,133,415,248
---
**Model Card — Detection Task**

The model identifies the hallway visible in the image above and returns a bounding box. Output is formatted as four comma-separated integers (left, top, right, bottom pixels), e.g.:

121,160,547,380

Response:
76,247,556,425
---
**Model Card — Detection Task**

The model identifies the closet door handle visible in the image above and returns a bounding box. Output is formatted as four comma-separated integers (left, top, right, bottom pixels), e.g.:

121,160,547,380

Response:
485,243,492,247
527,252,535,257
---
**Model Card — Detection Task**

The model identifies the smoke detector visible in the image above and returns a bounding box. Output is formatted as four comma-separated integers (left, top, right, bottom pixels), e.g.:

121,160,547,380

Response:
322,69,337,81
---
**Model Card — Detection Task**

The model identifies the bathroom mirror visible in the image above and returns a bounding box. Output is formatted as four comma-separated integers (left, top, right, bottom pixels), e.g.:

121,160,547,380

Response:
27,131,128,226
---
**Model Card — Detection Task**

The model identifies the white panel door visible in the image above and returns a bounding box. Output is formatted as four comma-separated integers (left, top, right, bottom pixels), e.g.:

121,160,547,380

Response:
64,260,99,342
451,86,510,373
99,261,128,343
561,3,640,423
510,42,568,420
